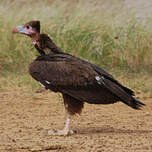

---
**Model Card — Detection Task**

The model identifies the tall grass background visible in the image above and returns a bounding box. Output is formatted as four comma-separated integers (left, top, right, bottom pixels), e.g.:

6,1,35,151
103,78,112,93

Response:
0,0,152,95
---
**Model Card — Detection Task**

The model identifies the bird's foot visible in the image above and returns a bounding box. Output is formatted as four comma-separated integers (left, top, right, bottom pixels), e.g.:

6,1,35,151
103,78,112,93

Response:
45,129,77,136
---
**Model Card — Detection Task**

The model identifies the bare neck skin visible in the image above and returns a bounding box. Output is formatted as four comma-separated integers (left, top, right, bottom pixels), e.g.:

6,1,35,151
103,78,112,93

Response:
31,33,48,56
31,33,64,55
31,33,40,46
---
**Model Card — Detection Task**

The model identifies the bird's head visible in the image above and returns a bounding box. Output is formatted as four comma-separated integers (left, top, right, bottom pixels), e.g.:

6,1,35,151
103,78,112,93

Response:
13,20,63,54
12,20,40,38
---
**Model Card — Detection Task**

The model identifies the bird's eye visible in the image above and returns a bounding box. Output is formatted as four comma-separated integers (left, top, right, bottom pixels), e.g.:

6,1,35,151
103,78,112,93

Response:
26,26,29,29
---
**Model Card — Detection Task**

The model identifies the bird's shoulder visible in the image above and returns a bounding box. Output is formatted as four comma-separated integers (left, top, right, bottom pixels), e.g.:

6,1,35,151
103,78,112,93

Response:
29,53,97,78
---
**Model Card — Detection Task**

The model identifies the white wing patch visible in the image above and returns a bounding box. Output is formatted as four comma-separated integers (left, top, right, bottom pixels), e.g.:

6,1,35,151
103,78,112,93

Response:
45,80,51,84
95,76,105,85
39,82,45,87
95,76,101,81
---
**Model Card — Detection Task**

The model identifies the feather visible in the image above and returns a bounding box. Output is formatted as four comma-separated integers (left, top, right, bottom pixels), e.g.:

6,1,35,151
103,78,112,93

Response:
96,76,145,109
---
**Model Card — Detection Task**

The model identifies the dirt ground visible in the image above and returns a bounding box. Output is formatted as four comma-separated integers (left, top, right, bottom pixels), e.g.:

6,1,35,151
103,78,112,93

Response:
0,89,152,152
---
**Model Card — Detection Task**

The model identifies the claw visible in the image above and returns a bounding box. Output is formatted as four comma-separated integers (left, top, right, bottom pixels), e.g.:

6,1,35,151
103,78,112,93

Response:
44,114,76,136
45,129,76,136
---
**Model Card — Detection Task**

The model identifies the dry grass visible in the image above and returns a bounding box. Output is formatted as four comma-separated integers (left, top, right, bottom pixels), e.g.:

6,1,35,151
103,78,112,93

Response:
0,0,152,94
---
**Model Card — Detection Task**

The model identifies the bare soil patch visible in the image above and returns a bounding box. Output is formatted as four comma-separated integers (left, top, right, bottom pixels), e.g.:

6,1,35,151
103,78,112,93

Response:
0,90,152,152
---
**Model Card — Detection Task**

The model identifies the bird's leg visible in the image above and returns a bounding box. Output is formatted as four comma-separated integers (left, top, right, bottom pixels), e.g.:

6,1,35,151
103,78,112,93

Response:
46,113,76,136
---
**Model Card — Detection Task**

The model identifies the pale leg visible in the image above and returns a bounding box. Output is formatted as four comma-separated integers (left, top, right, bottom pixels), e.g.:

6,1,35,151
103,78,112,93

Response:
46,113,76,136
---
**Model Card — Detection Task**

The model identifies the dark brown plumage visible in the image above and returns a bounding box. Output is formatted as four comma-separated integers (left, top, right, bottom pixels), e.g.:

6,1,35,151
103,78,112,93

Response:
13,21,145,136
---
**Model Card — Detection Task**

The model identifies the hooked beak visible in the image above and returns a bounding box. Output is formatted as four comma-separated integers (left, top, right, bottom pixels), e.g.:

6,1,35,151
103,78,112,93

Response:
12,26,24,34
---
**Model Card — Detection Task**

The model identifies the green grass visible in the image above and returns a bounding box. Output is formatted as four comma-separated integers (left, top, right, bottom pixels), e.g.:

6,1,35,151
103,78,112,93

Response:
0,0,152,94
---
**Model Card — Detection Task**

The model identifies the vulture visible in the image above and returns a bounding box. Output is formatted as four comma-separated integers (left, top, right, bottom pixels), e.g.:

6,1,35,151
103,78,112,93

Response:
12,21,145,136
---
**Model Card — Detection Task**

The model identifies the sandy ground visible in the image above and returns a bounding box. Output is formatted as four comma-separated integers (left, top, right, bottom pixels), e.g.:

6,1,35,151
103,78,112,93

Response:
0,89,152,152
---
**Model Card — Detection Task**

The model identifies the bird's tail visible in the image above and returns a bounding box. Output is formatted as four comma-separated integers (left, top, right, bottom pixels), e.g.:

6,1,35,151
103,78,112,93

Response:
95,75,145,110
124,97,145,110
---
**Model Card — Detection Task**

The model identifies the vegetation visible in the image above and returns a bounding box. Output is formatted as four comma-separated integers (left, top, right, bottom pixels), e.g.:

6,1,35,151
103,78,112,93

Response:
0,0,151,96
